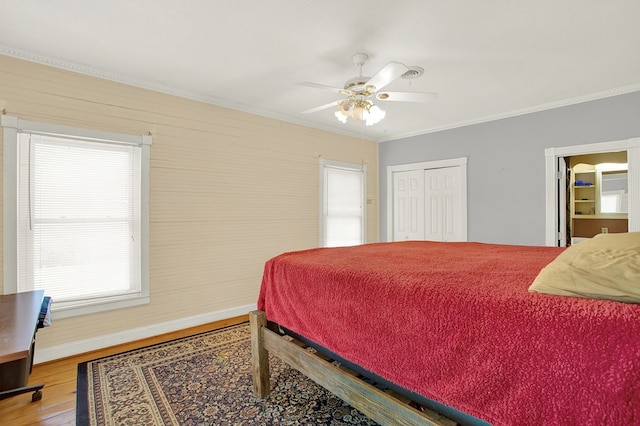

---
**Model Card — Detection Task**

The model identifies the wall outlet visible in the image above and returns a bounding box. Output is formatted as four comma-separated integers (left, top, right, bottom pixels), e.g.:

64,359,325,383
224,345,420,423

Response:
601,227,609,234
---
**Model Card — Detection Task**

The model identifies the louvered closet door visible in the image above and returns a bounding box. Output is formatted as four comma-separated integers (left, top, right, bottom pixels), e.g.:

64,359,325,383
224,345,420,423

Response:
425,166,463,242
392,169,425,241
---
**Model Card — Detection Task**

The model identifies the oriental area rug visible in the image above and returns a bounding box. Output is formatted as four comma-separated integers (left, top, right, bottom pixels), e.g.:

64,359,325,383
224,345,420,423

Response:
76,323,376,425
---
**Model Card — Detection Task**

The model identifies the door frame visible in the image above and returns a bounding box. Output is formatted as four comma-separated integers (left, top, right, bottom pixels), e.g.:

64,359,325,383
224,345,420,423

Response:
557,156,567,246
386,157,467,242
544,137,640,246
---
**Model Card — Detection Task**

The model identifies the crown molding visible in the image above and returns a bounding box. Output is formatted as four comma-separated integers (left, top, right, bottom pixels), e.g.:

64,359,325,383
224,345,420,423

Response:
0,45,375,142
0,44,277,112
380,83,640,142
2,44,639,144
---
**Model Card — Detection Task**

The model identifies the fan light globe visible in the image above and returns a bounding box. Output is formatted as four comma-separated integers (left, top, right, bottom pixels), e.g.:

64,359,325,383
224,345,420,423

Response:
334,111,348,123
365,104,385,126
334,99,385,126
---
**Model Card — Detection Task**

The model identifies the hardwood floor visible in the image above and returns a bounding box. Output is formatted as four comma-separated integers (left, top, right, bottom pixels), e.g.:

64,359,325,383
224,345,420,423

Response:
0,315,248,426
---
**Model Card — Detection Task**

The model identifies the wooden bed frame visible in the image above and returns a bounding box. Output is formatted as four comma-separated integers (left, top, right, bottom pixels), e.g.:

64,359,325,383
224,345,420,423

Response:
249,310,455,426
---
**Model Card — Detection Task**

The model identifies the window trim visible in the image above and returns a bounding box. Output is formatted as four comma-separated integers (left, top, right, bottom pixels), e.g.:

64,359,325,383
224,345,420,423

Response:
2,115,151,319
319,158,367,247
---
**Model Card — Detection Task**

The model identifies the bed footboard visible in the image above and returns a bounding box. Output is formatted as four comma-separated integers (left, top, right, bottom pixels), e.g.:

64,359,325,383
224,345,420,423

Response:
249,310,452,426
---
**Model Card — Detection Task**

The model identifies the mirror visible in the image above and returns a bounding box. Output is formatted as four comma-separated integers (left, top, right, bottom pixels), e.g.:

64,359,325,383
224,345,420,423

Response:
599,166,628,214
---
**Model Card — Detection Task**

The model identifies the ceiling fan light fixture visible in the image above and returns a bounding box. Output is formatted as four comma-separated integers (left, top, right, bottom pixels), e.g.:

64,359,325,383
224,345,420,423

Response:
304,53,435,126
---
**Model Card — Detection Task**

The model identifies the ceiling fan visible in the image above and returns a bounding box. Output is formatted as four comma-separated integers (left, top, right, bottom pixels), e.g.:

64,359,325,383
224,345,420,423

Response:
302,53,438,126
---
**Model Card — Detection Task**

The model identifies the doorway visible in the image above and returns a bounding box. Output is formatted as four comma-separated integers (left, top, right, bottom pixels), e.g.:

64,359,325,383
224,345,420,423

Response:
545,138,640,246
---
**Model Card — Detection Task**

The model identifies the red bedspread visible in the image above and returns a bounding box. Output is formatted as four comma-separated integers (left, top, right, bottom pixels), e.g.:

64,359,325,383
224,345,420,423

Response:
257,241,640,425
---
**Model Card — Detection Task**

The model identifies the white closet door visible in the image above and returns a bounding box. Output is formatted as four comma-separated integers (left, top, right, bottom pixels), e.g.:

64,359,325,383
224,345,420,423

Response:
392,169,425,241
425,166,463,242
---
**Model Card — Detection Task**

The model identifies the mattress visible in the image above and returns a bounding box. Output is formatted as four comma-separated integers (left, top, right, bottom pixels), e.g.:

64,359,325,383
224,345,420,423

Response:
258,240,640,425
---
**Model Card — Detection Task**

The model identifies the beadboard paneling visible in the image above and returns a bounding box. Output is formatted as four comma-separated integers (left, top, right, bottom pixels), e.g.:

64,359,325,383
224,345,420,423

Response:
0,55,379,356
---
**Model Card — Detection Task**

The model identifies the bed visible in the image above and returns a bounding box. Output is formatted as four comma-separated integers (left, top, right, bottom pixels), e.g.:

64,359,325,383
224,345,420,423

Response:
251,235,640,425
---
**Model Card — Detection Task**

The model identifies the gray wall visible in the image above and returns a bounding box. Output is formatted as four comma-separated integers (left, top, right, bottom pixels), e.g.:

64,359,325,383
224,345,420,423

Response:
379,91,640,245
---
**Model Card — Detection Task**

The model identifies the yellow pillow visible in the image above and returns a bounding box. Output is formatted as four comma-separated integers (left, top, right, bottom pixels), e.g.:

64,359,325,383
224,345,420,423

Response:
529,232,640,303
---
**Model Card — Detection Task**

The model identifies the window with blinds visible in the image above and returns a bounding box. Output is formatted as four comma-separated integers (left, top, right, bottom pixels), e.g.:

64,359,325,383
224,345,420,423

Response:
320,159,367,247
2,116,151,317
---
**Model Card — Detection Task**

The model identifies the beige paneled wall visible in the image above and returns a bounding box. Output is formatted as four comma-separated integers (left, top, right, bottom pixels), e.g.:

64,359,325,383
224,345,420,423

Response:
0,55,379,355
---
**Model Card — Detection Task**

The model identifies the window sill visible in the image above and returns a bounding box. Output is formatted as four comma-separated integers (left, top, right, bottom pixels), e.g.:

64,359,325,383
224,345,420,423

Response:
52,294,150,320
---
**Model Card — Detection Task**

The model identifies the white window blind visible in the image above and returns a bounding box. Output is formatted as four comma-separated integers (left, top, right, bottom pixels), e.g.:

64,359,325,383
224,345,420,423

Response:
320,159,366,247
17,132,142,308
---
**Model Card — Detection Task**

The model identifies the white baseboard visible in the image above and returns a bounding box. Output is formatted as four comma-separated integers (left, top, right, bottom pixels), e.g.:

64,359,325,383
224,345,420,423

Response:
34,303,257,364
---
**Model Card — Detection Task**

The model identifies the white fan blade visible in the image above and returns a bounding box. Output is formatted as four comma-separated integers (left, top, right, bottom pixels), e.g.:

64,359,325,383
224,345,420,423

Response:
375,91,438,103
365,62,409,92
302,100,342,114
302,82,352,96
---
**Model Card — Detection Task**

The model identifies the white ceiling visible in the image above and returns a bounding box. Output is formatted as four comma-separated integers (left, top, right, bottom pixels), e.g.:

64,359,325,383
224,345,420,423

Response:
1,1,639,142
